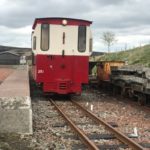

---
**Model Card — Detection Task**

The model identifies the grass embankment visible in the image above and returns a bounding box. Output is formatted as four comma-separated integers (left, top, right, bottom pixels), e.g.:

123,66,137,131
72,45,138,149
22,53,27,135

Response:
98,44,150,67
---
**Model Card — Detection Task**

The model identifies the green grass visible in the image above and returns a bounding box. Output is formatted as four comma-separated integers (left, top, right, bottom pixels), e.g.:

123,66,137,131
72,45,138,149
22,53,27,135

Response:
97,45,150,67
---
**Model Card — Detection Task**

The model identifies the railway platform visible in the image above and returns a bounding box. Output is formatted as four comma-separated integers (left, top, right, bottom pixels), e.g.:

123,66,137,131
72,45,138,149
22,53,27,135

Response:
0,65,32,134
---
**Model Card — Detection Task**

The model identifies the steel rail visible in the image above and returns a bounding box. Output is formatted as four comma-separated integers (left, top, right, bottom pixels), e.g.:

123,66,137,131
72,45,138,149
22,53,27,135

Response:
50,100,99,150
71,100,144,150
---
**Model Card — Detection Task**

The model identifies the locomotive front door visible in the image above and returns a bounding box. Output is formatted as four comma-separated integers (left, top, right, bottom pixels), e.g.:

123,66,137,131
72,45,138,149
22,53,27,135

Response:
45,25,77,91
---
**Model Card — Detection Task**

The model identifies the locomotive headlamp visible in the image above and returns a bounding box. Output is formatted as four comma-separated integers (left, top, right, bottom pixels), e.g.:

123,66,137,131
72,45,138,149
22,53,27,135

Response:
62,19,67,25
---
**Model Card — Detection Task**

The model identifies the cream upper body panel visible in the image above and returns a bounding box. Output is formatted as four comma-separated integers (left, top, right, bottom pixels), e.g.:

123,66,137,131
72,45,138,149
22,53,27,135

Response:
32,24,92,56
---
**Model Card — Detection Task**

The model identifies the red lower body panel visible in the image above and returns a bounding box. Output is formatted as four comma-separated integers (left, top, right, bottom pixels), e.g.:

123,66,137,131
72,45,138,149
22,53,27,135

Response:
43,81,81,94
32,54,89,94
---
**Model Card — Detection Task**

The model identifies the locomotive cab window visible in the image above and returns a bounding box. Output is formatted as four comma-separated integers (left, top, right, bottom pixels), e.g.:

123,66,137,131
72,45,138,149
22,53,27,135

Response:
41,24,49,51
33,36,36,50
89,38,93,52
78,26,86,52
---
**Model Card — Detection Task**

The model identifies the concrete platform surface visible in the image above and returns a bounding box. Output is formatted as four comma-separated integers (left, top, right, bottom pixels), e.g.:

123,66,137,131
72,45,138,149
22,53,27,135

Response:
0,66,29,97
0,66,32,134
0,68,14,83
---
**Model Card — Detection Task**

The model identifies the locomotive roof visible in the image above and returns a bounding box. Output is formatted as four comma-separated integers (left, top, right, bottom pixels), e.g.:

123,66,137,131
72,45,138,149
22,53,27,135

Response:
32,17,92,29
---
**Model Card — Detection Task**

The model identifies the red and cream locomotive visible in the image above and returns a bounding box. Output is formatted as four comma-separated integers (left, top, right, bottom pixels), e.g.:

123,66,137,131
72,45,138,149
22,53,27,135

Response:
32,17,92,94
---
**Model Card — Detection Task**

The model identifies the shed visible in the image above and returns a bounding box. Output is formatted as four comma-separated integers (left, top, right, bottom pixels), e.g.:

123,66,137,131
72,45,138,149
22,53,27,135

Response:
0,51,20,65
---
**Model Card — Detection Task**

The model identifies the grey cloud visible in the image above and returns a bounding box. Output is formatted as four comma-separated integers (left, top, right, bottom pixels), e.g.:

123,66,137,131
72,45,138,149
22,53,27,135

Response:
0,0,150,50
1,0,148,29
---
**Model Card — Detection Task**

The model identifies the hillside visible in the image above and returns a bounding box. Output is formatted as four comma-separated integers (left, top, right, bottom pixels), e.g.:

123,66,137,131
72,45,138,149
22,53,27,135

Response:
97,44,150,67
0,45,31,52
0,45,31,56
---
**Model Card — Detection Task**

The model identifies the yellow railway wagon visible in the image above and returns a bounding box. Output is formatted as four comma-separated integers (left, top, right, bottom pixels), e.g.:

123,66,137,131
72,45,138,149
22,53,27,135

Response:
97,61,125,82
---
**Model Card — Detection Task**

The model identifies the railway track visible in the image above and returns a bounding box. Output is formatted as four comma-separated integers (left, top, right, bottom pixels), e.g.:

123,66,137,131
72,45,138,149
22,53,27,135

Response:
50,99,144,150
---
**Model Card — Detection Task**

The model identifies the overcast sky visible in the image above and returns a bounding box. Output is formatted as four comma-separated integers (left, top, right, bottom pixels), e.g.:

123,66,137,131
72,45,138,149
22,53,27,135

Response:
0,0,150,52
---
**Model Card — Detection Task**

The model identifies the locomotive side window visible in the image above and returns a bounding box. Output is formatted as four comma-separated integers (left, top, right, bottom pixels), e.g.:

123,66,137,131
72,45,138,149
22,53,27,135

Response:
41,24,49,51
89,38,93,52
33,36,36,50
78,26,86,52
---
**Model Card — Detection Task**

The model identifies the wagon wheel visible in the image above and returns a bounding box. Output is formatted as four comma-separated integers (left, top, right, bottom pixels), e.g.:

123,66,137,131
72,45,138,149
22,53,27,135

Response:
138,93,146,105
121,87,126,97
128,89,134,99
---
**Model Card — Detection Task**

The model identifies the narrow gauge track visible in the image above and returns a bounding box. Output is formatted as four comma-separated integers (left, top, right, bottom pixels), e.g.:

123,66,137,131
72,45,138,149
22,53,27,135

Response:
50,99,144,150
